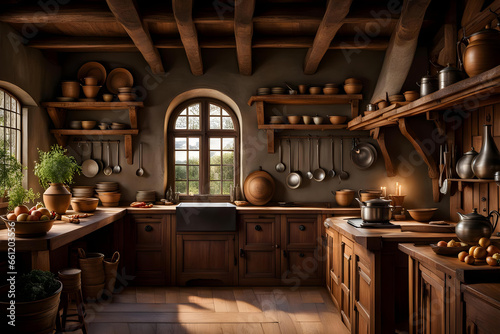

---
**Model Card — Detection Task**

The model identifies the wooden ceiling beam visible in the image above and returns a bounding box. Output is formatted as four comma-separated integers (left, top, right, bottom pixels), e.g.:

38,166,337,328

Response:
0,3,115,23
27,36,389,51
303,0,354,75
234,0,255,75
370,0,432,103
173,0,203,76
106,0,165,74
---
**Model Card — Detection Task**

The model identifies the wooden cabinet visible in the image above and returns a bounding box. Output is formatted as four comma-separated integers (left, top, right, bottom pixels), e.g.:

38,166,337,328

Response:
176,233,237,285
463,283,500,334
238,215,280,285
352,244,375,334
340,236,354,331
325,227,341,309
281,215,322,285
126,214,170,285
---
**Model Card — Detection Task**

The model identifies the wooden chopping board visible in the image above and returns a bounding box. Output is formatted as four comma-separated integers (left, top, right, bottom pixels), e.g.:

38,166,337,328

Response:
401,224,456,233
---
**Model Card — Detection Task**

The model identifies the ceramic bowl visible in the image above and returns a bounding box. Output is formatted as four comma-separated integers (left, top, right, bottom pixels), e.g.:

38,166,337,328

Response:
1,215,55,237
344,78,362,85
102,94,113,102
69,121,82,129
84,77,98,86
407,208,438,222
323,87,339,95
403,90,420,102
344,84,362,94
287,115,301,124
71,198,99,213
298,85,308,94
98,192,121,207
377,100,389,109
82,85,101,98
117,93,135,102
118,87,133,93
313,116,323,125
81,121,97,130
302,115,312,124
309,87,322,95
335,189,355,207
328,116,347,125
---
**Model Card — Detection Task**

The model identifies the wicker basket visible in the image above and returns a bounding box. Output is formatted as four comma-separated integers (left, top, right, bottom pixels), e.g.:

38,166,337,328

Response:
78,248,105,286
103,251,120,293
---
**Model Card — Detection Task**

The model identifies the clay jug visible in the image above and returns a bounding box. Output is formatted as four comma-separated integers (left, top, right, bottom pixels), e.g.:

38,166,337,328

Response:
43,183,72,214
458,11,500,77
471,125,500,179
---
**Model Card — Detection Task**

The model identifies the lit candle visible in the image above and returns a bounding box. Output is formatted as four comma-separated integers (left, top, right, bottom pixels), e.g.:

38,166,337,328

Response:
399,185,402,196
395,182,399,195
380,186,386,198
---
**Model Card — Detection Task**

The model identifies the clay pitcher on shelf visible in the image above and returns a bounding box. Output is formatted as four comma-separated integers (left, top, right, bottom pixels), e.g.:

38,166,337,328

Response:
458,10,500,77
471,124,500,179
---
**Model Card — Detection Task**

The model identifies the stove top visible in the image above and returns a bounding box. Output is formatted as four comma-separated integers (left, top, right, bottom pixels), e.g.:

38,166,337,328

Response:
347,218,400,229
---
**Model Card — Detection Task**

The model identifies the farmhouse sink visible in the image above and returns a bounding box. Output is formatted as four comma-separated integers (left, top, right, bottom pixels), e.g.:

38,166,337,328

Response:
176,202,237,232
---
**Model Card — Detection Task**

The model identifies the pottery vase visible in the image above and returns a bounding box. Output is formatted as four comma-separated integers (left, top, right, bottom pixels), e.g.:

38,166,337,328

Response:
472,124,500,179
43,183,72,214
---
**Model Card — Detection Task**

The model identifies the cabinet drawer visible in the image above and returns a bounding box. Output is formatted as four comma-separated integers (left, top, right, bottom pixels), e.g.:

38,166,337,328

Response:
136,221,163,246
245,220,275,246
283,250,320,279
241,250,276,278
284,215,318,248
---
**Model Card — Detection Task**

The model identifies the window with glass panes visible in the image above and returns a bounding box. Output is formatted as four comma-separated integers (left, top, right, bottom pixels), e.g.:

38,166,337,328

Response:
169,99,239,198
0,89,22,161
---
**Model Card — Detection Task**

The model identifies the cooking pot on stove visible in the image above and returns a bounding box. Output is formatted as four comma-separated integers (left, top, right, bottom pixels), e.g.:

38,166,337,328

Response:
356,198,394,222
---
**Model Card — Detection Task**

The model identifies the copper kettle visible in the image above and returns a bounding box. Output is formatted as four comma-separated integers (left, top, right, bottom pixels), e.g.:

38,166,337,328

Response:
458,9,500,77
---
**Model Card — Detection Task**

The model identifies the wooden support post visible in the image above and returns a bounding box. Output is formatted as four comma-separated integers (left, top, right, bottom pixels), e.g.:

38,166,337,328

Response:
31,250,50,270
350,99,359,120
255,101,265,126
267,130,275,154
234,0,255,75
426,111,446,137
129,106,138,129
173,0,203,76
124,135,133,165
46,107,66,129
398,118,440,202
371,128,396,177
54,134,67,147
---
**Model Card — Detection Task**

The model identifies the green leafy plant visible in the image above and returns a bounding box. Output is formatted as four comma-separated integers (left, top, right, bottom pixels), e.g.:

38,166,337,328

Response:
7,183,39,211
34,145,81,188
0,147,24,199
17,270,60,302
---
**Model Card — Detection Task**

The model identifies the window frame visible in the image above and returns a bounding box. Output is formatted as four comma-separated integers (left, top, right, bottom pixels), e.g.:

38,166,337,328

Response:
168,98,240,201
0,88,22,163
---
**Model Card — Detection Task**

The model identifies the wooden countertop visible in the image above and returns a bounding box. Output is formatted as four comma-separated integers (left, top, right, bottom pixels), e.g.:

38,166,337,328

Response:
0,208,126,252
127,205,361,214
324,217,459,250
398,243,500,284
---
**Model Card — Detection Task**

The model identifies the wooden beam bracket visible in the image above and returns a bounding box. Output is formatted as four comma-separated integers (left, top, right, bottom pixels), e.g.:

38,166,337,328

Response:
173,0,203,75
398,118,440,202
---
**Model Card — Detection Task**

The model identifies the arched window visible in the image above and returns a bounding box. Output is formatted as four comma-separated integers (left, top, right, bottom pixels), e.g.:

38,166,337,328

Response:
168,98,239,199
0,88,22,161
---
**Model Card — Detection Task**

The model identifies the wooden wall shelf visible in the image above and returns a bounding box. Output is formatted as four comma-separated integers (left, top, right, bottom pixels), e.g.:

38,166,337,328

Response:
248,94,363,153
43,101,143,165
348,65,500,131
448,178,497,192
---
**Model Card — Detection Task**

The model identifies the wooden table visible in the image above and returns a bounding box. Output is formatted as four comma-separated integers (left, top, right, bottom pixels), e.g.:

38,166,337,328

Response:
0,208,126,270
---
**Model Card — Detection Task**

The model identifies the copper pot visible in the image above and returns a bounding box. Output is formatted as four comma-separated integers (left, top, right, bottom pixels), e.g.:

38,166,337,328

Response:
458,11,500,77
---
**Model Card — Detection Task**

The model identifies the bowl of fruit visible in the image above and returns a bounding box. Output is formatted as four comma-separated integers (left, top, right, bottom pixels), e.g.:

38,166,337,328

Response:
1,204,56,237
456,237,500,266
430,239,469,256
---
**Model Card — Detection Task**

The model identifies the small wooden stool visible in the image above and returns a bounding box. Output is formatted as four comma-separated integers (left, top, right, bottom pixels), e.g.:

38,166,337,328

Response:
57,268,87,334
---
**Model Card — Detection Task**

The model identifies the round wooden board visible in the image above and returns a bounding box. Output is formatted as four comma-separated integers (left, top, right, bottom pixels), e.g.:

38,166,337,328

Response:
77,62,107,86
106,68,134,94
243,170,275,206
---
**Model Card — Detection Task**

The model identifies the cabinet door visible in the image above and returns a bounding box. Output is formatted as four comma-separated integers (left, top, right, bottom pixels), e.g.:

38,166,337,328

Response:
464,287,500,334
353,245,375,334
238,215,280,284
340,236,354,331
283,215,319,249
176,234,237,285
419,264,446,334
129,214,170,285
325,228,341,309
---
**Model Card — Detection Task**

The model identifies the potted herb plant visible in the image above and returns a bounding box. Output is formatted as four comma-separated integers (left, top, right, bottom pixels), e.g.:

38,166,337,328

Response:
0,270,62,334
34,145,81,214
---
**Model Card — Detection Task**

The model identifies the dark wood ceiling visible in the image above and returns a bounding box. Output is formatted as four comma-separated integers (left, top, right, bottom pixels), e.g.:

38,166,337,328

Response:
0,0,448,75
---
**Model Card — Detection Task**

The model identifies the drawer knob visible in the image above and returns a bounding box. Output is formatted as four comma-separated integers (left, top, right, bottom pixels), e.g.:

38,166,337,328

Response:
299,225,306,231
145,225,153,232
255,225,262,231
299,253,305,257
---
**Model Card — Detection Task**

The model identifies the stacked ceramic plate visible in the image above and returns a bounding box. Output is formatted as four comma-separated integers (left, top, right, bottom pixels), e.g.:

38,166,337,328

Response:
389,94,405,104
95,182,119,193
271,87,285,95
257,87,270,95
72,186,95,198
110,123,127,130
136,190,156,202
269,115,284,124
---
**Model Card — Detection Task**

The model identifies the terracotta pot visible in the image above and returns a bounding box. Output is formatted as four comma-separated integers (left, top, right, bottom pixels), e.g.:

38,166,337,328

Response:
43,183,72,214
460,28,500,77
61,81,80,99
334,189,355,207
0,282,62,334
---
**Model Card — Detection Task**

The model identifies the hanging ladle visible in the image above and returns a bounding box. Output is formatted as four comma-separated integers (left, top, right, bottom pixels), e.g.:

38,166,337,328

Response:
103,142,113,176
275,139,286,173
306,137,313,179
113,141,121,174
339,138,350,181
328,138,336,178
313,138,326,182
136,143,144,177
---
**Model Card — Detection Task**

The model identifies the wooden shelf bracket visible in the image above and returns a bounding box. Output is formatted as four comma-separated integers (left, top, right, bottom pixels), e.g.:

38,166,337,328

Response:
398,118,440,202
370,127,395,177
